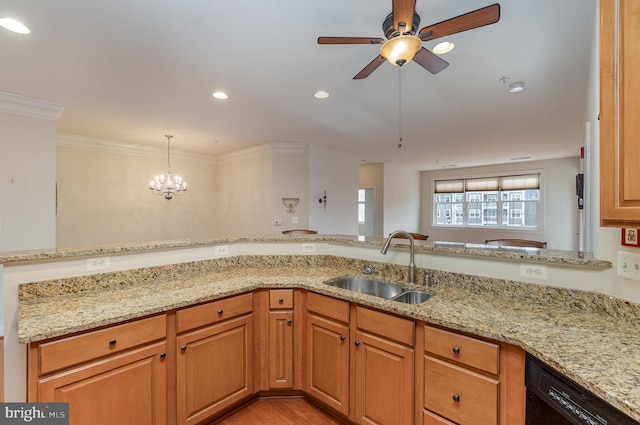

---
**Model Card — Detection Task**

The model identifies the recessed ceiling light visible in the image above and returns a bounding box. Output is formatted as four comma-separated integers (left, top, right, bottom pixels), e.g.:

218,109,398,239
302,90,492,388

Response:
508,82,525,93
314,91,329,99
432,41,455,55
212,91,228,100
0,17,30,34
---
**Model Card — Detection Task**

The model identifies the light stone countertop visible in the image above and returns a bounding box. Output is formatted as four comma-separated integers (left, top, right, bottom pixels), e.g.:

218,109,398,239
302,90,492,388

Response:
0,235,612,268
17,255,639,422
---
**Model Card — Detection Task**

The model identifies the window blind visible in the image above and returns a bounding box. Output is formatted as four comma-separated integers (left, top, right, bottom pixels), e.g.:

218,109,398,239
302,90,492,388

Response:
435,173,540,193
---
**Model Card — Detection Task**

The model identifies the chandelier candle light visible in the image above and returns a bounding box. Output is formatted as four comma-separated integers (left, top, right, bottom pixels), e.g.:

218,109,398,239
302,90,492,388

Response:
149,134,187,201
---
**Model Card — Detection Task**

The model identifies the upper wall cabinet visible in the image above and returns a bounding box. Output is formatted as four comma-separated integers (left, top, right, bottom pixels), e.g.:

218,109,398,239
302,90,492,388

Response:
600,0,640,227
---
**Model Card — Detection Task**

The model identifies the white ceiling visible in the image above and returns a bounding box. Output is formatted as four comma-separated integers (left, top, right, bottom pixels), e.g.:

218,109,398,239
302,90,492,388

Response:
0,0,597,170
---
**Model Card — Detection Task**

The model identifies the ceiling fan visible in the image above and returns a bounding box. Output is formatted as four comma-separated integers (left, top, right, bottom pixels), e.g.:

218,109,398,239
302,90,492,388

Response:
317,1,500,79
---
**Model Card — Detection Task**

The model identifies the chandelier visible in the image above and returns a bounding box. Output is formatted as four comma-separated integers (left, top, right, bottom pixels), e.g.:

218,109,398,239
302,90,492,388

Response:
149,135,187,201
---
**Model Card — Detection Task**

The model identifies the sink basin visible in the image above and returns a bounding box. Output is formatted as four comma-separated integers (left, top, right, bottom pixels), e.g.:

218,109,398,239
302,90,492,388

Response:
390,291,433,304
324,277,405,299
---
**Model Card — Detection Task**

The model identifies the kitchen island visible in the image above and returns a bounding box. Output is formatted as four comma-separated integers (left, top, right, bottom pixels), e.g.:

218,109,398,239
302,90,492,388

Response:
3,236,639,423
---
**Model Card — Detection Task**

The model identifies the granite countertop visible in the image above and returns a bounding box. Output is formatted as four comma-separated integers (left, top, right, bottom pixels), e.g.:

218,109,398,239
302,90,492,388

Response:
0,235,612,268
17,255,639,422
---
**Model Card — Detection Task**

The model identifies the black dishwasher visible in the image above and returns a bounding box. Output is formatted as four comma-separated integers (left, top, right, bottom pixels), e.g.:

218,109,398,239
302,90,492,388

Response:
525,354,638,425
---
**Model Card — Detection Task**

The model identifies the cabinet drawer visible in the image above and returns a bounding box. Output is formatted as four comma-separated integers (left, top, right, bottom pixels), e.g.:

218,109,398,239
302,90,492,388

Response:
424,410,457,425
424,325,499,375
356,306,414,347
307,292,349,323
424,355,499,425
176,293,253,333
38,314,166,375
269,289,294,309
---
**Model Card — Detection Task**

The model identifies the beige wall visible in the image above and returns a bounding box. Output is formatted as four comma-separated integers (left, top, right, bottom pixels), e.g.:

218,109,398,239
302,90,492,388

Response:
383,163,421,236
216,145,274,236
0,93,62,251
56,135,218,247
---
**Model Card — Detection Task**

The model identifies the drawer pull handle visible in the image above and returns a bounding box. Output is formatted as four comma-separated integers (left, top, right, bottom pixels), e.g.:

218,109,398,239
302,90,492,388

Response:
279,297,284,303
354,341,361,347
180,345,187,352
452,394,461,403
160,353,166,359
452,346,460,354
287,319,292,325
340,335,346,341
217,309,223,315
109,339,117,346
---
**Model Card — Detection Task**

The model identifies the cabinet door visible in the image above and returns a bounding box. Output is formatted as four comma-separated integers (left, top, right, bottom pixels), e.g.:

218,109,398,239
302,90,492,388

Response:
268,310,293,388
38,342,167,425
306,313,350,416
600,0,640,226
176,314,253,425
354,330,414,425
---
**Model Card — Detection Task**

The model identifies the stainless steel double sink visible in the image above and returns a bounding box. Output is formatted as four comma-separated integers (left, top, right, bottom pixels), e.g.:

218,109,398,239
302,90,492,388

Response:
324,277,432,304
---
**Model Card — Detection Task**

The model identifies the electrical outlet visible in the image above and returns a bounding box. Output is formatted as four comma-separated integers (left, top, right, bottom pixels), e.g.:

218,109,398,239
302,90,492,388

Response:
214,245,229,256
519,263,548,280
302,243,316,253
86,257,110,271
617,251,640,281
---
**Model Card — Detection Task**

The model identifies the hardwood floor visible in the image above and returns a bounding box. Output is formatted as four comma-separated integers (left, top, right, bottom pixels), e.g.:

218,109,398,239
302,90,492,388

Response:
210,397,348,425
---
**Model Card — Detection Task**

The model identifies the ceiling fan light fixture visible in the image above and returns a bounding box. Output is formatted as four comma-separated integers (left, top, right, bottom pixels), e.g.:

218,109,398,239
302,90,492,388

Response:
380,35,422,66
432,41,455,54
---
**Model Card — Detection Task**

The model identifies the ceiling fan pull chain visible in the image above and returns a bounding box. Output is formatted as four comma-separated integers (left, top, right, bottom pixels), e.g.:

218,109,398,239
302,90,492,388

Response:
398,68,403,148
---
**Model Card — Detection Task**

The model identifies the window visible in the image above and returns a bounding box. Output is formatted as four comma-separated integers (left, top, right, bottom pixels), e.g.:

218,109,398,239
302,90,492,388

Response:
433,173,540,229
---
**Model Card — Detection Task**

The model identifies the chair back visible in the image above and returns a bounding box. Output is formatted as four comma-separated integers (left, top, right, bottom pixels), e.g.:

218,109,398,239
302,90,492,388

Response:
485,239,546,248
282,229,318,235
393,232,428,241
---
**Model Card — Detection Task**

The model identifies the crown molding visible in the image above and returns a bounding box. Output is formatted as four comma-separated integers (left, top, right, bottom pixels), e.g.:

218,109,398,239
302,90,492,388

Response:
218,143,307,164
57,133,218,165
0,91,64,121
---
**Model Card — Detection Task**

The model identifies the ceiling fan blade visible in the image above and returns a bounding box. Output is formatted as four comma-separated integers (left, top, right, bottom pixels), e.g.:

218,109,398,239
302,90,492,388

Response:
393,0,416,33
418,3,500,41
413,47,449,74
318,37,384,45
353,55,386,80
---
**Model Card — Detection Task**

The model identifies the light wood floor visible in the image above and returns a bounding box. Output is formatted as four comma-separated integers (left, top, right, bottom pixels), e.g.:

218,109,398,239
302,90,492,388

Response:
210,397,347,425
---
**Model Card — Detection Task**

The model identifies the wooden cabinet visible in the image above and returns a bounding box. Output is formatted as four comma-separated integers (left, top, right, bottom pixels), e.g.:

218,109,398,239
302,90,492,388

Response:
305,292,350,416
267,289,294,388
600,0,640,226
28,315,168,425
420,325,525,425
353,305,415,425
306,295,416,425
175,293,253,425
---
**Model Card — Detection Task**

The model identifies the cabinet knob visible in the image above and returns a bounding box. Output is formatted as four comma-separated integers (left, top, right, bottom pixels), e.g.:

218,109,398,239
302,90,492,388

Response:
180,345,187,352
160,352,166,359
109,339,117,346
217,309,223,315
452,394,461,403
354,341,361,347
287,319,292,325
452,346,460,354
279,297,284,304
340,335,346,341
